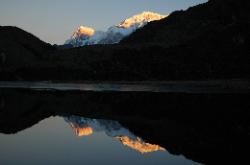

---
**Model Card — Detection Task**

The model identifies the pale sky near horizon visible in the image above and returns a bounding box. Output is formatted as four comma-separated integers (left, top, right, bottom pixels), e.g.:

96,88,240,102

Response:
0,0,207,44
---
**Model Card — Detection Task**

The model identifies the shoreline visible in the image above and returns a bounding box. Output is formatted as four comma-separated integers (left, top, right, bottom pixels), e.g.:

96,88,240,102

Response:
1,79,250,93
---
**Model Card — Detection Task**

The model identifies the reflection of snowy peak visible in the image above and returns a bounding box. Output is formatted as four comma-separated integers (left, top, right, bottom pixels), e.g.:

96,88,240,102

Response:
65,116,136,138
116,136,166,154
64,115,166,154
65,11,167,47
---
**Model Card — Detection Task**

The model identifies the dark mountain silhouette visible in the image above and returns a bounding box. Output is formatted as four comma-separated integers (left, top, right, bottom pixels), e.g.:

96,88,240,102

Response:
0,0,250,81
0,26,54,79
0,26,53,60
122,0,250,45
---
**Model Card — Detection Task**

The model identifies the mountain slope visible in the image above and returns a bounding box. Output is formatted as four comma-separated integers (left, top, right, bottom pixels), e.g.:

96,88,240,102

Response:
122,0,250,46
65,11,167,47
0,26,54,73
65,26,95,47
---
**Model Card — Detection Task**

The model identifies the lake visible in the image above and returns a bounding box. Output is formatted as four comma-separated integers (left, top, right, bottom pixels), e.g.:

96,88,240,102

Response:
0,115,200,165
0,81,250,164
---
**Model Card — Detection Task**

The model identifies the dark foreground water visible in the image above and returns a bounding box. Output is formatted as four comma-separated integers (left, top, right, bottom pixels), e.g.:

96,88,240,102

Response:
0,116,200,165
0,82,250,164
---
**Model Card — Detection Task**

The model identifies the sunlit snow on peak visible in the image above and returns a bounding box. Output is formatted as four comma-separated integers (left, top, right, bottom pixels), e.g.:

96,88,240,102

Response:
118,11,167,28
65,11,167,47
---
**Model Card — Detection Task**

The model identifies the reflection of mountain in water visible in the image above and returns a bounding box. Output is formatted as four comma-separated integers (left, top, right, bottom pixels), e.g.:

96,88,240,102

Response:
1,88,250,164
65,116,166,154
116,136,166,154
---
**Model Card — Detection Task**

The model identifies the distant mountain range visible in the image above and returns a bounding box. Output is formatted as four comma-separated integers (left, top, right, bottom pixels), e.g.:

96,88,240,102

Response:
65,11,167,47
1,0,250,81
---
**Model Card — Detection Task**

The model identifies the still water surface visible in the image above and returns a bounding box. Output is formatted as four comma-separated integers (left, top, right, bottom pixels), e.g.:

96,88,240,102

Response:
0,116,201,165
1,80,250,93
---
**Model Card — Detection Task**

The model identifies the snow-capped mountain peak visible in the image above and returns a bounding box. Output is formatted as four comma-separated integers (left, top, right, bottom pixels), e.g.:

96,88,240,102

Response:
118,11,167,28
65,26,95,46
72,26,95,38
65,11,167,47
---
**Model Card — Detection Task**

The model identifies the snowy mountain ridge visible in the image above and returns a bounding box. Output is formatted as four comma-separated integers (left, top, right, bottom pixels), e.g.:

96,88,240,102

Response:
65,11,167,47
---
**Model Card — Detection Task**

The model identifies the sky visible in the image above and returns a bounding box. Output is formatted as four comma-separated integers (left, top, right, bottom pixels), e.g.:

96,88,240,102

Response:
0,0,207,44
